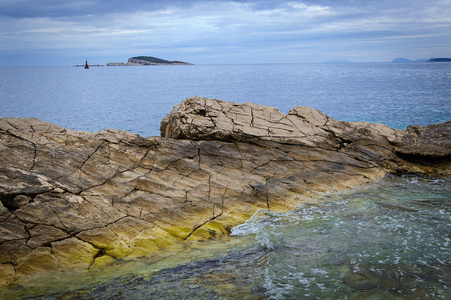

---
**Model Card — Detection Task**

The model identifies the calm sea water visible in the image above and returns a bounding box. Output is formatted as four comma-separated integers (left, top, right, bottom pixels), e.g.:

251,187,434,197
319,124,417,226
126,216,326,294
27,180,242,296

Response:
1,63,450,136
1,63,450,299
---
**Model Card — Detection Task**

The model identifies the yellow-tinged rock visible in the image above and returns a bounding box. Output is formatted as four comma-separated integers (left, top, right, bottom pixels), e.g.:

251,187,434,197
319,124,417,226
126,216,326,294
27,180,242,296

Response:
105,241,135,258
89,254,117,271
156,224,194,240
15,247,59,278
51,237,99,269
130,229,162,256
0,263,15,286
76,227,119,251
103,226,186,259
185,220,232,243
149,226,186,250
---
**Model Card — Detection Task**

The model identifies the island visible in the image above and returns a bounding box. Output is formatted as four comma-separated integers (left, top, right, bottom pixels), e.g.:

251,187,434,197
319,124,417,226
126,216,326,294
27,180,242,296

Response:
391,57,430,63
427,58,451,62
392,57,451,63
107,56,192,66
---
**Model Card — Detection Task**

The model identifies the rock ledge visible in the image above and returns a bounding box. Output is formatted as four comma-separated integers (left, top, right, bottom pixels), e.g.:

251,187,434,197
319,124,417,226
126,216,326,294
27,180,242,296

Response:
0,96,449,291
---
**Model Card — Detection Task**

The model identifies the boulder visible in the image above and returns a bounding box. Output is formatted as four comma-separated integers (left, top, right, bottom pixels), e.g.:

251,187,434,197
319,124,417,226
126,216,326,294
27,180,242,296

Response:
0,96,449,290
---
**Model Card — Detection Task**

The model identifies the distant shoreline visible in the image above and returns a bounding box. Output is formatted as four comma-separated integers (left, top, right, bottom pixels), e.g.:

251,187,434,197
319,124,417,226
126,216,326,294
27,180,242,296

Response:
392,57,451,63
428,58,451,62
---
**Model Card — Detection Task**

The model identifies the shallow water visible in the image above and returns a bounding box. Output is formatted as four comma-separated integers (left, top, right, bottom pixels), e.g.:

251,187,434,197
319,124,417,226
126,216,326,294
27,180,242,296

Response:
238,175,451,299
31,175,450,299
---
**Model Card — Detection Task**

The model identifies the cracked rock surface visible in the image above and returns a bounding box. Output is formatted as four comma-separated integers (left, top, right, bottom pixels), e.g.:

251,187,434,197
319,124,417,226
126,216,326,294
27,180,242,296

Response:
1,96,450,288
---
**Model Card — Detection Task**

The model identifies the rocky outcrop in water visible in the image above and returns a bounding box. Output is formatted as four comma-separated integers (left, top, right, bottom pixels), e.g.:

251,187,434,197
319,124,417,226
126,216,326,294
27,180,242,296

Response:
106,56,192,66
106,62,126,66
0,96,449,288
126,56,192,65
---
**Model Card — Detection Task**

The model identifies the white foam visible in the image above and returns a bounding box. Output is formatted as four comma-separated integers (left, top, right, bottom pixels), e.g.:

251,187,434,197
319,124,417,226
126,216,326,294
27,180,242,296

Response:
264,268,294,300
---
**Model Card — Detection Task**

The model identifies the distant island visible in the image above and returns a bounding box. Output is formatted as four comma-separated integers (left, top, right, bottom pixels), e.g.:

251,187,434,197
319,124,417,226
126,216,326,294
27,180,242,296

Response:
427,58,451,62
107,56,192,66
391,57,451,63
391,57,431,63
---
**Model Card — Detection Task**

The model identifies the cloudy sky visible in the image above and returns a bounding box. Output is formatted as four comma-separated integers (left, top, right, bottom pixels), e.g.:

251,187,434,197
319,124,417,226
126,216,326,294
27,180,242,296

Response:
1,0,450,66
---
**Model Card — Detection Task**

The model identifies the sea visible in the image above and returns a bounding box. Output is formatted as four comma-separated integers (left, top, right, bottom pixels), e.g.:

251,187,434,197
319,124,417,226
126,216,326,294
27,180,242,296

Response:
0,63,450,299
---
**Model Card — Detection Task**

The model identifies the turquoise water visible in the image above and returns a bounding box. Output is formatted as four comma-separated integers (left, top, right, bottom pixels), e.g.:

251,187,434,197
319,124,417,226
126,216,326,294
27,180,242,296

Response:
36,175,450,299
233,175,451,299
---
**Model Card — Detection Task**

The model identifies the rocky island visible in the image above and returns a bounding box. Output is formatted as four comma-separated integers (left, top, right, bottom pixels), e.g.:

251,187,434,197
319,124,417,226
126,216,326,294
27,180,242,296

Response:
0,97,449,296
107,56,192,66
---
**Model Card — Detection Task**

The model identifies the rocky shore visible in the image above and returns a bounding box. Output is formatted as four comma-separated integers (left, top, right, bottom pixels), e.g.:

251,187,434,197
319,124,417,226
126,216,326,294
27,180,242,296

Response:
0,96,449,292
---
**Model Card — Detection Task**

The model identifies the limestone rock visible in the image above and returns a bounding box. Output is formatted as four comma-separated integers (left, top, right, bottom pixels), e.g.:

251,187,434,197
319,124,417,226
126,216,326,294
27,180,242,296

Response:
395,122,451,158
15,247,59,278
160,96,403,151
0,97,449,290
27,225,69,249
385,122,451,174
161,97,449,176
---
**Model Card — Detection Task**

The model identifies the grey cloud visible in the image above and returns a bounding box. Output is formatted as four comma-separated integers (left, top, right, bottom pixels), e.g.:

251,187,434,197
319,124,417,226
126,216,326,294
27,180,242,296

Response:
0,0,192,18
0,0,450,66
0,0,440,19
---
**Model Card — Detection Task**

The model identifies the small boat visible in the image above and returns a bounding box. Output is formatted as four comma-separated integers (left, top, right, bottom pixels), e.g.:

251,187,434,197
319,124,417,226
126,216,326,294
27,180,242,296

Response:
84,59,89,69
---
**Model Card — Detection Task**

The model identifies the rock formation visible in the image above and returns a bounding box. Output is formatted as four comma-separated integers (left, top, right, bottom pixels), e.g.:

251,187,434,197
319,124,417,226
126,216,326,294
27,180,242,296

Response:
0,96,449,292
106,62,126,66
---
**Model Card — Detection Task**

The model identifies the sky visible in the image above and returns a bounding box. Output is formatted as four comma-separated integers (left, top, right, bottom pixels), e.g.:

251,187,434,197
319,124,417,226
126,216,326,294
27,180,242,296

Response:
1,0,450,66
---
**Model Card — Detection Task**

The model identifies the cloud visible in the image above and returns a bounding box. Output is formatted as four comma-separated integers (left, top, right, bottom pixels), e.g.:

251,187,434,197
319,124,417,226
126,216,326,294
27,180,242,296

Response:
0,0,183,18
1,0,450,66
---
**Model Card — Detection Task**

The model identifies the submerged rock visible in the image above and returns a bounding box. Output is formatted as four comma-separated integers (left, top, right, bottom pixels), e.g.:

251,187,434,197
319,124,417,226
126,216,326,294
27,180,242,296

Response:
0,96,449,290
